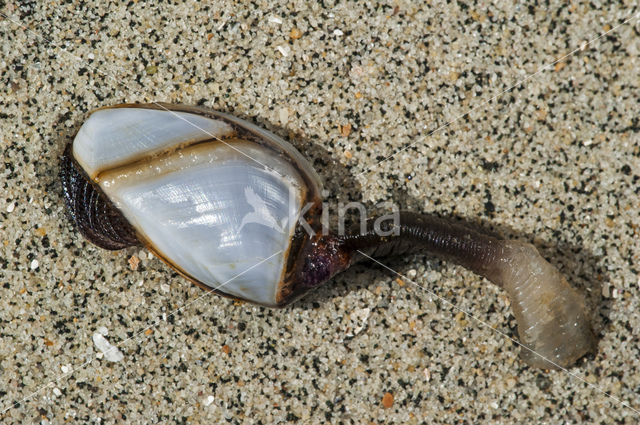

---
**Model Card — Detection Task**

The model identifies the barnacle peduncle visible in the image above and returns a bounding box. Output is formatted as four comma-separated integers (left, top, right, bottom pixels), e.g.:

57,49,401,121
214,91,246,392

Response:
301,212,596,369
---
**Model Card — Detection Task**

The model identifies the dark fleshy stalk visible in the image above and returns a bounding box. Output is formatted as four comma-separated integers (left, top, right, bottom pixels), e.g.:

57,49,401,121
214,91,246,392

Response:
299,212,596,369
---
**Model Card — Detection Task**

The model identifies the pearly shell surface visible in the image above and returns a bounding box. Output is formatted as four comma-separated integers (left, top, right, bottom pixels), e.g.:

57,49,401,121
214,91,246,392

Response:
71,106,321,307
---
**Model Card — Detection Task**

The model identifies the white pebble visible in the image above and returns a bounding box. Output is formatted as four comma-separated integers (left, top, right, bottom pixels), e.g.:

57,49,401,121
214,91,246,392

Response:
406,269,417,279
278,107,289,125
6,202,15,213
92,333,124,362
61,365,70,374
160,283,170,293
204,395,215,406
350,307,371,336
52,387,62,397
423,368,430,382
137,250,147,260
276,45,289,57
333,29,344,36
268,16,282,24
30,259,39,270
87,52,95,60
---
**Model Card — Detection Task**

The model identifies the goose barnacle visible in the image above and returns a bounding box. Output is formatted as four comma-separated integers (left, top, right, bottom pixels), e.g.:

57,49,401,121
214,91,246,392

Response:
60,103,596,369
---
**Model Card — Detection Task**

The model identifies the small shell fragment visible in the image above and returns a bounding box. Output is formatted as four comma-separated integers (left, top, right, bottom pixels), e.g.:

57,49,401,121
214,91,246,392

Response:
277,45,290,57
92,332,124,362
204,395,215,407
350,307,371,336
278,107,289,125
128,255,140,271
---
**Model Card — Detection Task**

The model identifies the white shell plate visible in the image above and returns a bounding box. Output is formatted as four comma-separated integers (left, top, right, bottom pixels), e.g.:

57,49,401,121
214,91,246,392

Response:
73,107,308,306
73,108,234,177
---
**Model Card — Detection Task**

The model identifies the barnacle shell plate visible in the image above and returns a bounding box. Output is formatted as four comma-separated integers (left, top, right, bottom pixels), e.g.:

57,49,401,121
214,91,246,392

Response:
72,106,321,306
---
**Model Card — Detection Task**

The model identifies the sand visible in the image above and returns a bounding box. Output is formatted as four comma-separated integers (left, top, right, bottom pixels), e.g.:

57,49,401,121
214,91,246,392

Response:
1,1,639,423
